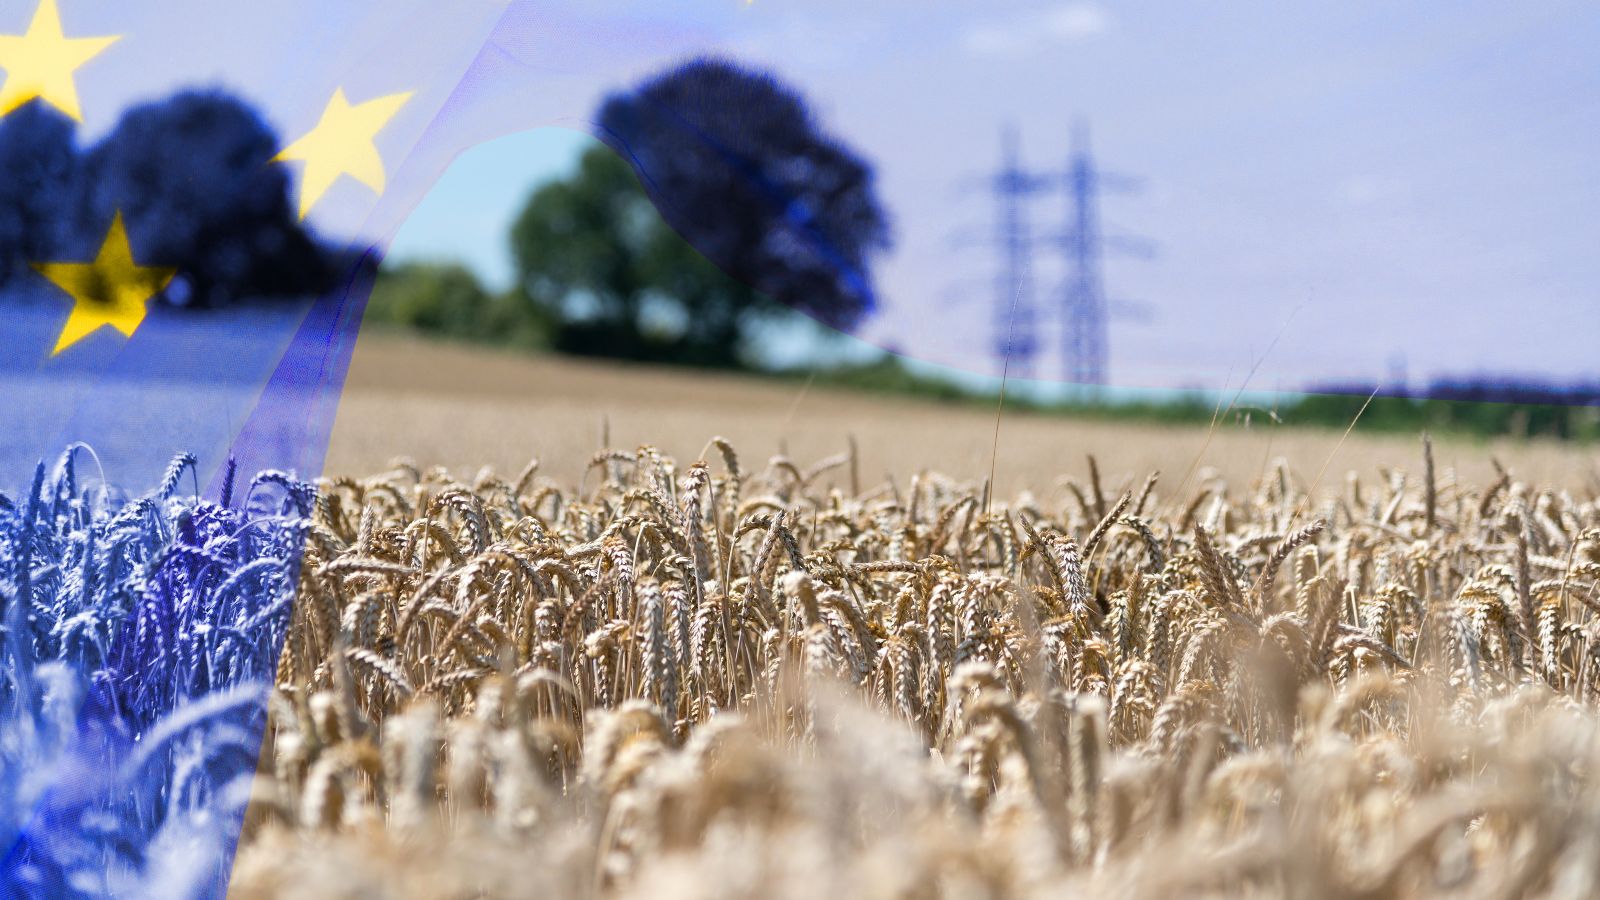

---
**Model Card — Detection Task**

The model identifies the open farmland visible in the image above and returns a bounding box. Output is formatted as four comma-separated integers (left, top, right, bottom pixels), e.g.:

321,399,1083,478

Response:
237,367,1600,898
328,333,1596,494
8,333,1599,897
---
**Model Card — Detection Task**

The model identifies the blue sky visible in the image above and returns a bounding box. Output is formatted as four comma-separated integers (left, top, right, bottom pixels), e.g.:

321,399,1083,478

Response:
384,1,1600,394
13,0,1594,394
389,128,588,292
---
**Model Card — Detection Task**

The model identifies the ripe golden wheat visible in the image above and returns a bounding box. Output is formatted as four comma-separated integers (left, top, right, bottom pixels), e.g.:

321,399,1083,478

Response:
230,437,1600,899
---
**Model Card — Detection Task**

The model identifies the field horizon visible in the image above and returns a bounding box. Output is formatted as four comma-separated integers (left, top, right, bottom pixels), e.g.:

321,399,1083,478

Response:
329,332,1597,496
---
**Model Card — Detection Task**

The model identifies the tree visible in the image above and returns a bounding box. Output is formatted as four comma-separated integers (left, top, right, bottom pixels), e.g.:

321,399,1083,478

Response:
0,101,79,285
511,146,767,366
511,57,891,367
75,89,330,305
366,260,544,348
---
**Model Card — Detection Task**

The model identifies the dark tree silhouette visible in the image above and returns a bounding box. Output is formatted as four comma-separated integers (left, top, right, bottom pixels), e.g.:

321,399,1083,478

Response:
0,101,79,284
75,89,330,305
509,57,890,367
598,57,891,331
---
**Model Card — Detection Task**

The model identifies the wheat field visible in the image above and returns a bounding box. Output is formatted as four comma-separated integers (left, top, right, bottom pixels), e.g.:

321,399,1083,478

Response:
326,335,1594,493
222,349,1600,897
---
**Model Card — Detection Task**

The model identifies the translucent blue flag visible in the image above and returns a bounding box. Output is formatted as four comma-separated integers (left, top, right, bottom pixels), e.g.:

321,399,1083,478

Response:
2,0,1596,895
0,2,513,894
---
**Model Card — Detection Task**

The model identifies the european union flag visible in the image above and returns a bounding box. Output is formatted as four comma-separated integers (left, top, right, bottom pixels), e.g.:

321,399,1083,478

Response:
4,0,1599,896
0,2,547,895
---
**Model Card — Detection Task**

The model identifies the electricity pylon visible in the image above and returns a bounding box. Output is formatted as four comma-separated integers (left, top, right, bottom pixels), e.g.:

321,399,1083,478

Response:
988,124,1053,376
1056,120,1152,387
954,122,1152,384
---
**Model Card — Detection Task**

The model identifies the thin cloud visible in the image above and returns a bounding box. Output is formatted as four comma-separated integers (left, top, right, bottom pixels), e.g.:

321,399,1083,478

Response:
964,3,1110,57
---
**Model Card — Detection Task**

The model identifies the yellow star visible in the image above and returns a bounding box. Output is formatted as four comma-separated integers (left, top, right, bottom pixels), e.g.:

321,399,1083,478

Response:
273,87,413,219
0,0,120,121
32,213,175,356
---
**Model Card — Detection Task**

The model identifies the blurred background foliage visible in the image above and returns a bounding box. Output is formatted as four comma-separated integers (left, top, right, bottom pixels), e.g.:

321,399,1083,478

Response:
368,260,545,349
373,58,891,371
366,58,1597,441
508,145,778,368
0,57,1589,441
0,91,331,305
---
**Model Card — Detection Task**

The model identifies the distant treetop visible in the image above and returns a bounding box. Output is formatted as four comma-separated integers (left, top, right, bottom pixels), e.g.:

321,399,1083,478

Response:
0,91,332,305
596,56,891,332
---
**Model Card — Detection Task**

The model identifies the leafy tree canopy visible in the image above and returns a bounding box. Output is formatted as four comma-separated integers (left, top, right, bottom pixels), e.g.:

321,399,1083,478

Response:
0,102,78,283
0,91,332,305
79,90,330,305
509,57,891,368
366,260,545,349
